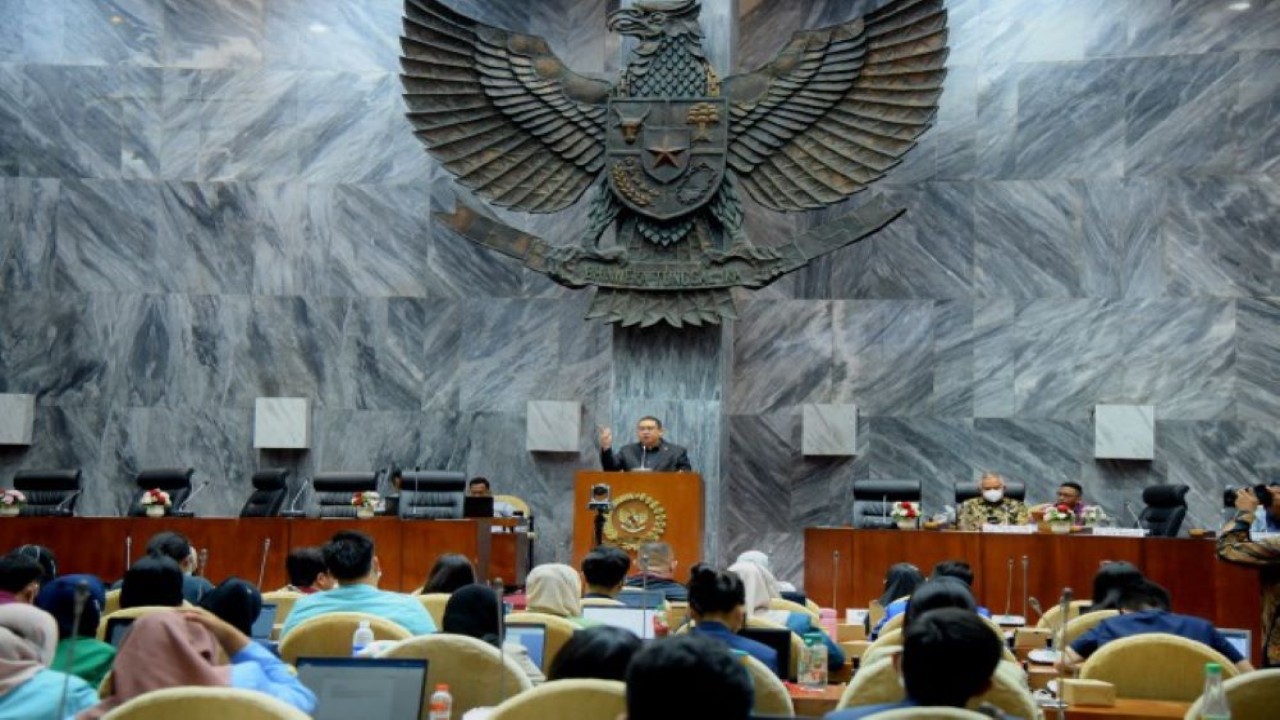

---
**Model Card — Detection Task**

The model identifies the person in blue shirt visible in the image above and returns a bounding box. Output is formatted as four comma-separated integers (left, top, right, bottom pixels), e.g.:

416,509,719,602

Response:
872,560,991,638
0,603,98,720
280,530,435,637
729,560,845,671
825,608,1006,719
687,563,778,676
1060,579,1255,673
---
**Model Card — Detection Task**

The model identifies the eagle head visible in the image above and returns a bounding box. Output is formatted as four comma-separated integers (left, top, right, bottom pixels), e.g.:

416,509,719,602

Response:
607,0,701,40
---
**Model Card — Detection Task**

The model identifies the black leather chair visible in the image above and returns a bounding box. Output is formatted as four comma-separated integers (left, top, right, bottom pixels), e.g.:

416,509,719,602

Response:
239,468,291,518
127,468,194,517
852,480,923,529
1139,484,1189,537
955,480,1026,504
399,471,466,520
13,469,82,517
313,472,378,519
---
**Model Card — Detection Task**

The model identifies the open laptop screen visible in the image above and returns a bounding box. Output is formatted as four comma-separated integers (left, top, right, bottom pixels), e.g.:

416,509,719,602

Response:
104,617,134,648
463,496,494,518
296,657,427,720
251,603,278,640
738,627,791,680
616,590,666,609
1218,628,1252,664
581,606,656,640
505,623,547,669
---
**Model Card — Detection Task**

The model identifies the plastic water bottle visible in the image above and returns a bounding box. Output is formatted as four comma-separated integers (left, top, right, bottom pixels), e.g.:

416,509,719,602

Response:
351,620,374,657
801,632,828,689
1199,662,1231,719
429,684,453,720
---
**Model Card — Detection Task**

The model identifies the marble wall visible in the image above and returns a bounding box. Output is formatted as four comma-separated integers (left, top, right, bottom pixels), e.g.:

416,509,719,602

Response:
2,0,1278,588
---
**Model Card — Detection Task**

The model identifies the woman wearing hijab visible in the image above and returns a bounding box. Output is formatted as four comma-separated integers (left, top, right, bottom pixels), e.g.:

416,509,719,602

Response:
733,550,797,593
34,575,115,687
728,560,845,671
525,564,600,628
0,604,98,720
199,578,262,637
442,584,544,683
77,611,315,719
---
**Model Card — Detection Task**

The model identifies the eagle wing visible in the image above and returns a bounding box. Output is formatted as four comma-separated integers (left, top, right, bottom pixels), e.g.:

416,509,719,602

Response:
722,0,947,211
401,0,611,213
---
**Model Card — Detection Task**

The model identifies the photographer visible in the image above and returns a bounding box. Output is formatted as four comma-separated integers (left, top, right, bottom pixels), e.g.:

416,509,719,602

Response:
1216,486,1280,667
1247,483,1280,533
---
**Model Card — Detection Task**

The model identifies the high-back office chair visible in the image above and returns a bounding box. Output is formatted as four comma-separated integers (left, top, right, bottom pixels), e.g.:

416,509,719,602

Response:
399,470,466,520
312,472,377,519
13,468,82,516
127,468,194,517
955,480,1026,504
852,480,922,529
239,469,290,518
1138,484,1189,537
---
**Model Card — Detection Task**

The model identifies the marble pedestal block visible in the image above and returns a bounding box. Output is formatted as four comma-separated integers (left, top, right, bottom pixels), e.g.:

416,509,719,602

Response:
802,404,858,456
1095,404,1155,460
527,401,581,452
0,395,35,446
254,398,311,450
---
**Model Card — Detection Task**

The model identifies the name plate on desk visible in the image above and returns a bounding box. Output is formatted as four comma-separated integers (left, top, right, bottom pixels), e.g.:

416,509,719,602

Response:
982,524,1035,534
1090,527,1149,537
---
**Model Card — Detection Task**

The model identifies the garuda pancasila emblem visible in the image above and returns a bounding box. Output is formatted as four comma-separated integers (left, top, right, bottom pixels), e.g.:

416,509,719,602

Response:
401,0,947,326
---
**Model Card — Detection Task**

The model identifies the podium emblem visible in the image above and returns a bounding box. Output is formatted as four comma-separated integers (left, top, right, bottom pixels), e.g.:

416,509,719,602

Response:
604,492,668,551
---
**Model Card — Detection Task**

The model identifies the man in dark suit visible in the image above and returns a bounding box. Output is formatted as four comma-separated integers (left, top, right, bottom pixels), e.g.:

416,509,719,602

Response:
599,416,692,472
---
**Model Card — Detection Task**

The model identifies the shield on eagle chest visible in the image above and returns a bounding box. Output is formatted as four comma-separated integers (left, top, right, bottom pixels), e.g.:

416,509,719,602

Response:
606,97,727,221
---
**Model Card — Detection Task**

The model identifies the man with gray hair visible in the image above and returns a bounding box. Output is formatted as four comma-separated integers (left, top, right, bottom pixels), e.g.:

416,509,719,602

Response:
624,542,687,601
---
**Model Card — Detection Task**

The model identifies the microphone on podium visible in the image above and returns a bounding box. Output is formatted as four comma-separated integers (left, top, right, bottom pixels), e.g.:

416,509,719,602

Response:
281,479,310,518
173,481,210,517
124,535,133,570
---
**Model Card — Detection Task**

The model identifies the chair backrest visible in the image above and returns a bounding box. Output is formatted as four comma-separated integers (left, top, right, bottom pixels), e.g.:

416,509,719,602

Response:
13,468,82,517
96,606,180,641
240,468,290,518
745,615,805,681
312,472,377,519
494,494,529,516
504,611,580,675
741,653,794,717
1183,667,1280,720
1079,633,1240,701
261,591,303,639
868,709,992,720
488,678,625,720
1061,609,1118,648
852,480,923,529
836,657,1035,718
399,471,466,520
955,480,1025,504
879,612,906,637
127,468,194,517
1139,484,1190,537
103,589,122,617
99,686,312,720
377,633,532,720
1035,599,1093,632
279,612,412,665
769,597,818,621
418,593,451,629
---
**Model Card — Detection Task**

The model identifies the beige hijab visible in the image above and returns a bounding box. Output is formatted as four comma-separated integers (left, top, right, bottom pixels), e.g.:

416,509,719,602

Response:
0,604,58,696
728,561,789,625
526,564,583,618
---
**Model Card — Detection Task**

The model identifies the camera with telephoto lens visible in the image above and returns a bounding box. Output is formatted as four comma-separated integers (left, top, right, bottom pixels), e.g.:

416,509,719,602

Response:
588,483,612,511
1224,484,1273,509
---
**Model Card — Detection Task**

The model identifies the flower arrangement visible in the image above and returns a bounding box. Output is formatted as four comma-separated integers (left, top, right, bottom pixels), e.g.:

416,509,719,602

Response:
1044,503,1075,523
0,490,25,508
352,491,380,510
1081,506,1107,525
140,489,171,507
890,501,920,521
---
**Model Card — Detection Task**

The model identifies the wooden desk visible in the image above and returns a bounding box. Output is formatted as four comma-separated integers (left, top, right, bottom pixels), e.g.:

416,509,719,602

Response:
1064,699,1190,719
788,683,845,717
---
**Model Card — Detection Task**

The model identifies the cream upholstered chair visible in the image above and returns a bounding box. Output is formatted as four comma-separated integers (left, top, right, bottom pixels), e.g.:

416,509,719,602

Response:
1079,633,1240,701
1061,609,1117,647
495,494,529,516
805,598,821,615
262,591,303,640
418,593,451,628
504,611,579,674
867,625,1016,667
864,708,991,719
770,597,819,621
488,678,624,720
745,615,806,681
1183,667,1280,720
742,654,794,717
878,612,906,637
279,612,412,665
378,634,532,719
99,687,310,719
104,589,122,616
1035,599,1092,631
580,597,625,607
95,606,179,641
835,657,1037,719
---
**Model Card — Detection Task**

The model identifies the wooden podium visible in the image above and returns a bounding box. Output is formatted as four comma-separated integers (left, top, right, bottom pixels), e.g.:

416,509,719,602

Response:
572,470,704,569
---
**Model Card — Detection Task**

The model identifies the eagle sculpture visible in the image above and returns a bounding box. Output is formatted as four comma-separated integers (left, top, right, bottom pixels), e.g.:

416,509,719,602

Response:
401,0,947,326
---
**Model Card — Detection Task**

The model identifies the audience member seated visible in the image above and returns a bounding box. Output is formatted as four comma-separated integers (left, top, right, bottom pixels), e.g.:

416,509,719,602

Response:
120,556,185,609
144,531,215,604
626,635,753,720
624,542,688,602
730,560,845,671
0,554,44,605
869,563,924,635
80,611,316,718
1060,580,1253,673
0,604,97,719
422,554,477,595
734,550,797,593
547,625,642,682
825,608,1007,719
9,545,57,585
34,575,115,687
280,530,434,637
467,477,517,518
525,564,600,628
279,547,333,594
1089,561,1145,612
956,473,1031,530
904,579,979,626
873,561,989,638
686,563,778,676
200,578,262,637
442,584,544,683
582,545,631,602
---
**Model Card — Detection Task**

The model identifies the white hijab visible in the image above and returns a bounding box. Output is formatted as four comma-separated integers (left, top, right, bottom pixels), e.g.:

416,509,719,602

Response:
0,604,58,697
526,564,583,619
734,550,798,592
728,561,789,625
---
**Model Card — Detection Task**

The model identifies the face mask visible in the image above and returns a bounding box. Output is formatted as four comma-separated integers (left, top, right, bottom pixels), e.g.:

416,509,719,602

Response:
982,489,1003,503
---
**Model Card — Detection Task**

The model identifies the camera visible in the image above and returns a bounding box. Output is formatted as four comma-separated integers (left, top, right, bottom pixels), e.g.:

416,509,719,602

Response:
1224,484,1273,509
588,483,612,512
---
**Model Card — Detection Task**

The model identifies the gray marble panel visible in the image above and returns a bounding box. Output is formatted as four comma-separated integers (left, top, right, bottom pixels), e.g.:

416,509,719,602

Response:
1234,51,1280,176
802,404,857,457
0,178,58,292
0,394,35,445
833,301,936,417
458,299,561,413
314,409,465,479
1080,179,1164,299
263,0,404,72
323,184,433,298
729,300,832,414
979,0,1092,64
61,0,162,67
0,404,110,501
162,0,264,69
1094,404,1154,460
1012,60,1124,179
21,66,125,179
121,293,250,409
1157,420,1280,533
253,397,310,449
1012,299,1124,419
866,418,974,514
0,66,22,177
250,183,330,297
1237,298,1280,423
394,299,463,412
156,181,256,293
935,65,978,181
724,413,794,542
428,180,526,299
224,296,348,409
615,323,729,403
973,298,1015,418
974,181,1082,298
1162,178,1277,297
0,292,119,407
933,299,975,419
53,180,165,293
326,299,432,412
1116,299,1235,421
1124,54,1239,176
526,401,581,453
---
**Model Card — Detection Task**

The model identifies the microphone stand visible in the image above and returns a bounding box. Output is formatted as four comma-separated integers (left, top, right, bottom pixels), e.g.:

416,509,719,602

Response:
831,550,840,610
257,538,272,588
1045,587,1073,716
173,481,210,517
124,535,133,571
281,479,310,519
1021,555,1030,621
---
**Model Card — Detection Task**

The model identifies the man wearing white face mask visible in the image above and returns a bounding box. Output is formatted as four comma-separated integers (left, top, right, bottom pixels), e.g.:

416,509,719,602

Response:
956,473,1031,531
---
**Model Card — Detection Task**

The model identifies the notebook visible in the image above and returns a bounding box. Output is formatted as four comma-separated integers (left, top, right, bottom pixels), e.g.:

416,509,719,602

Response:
738,627,792,680
296,657,428,720
616,590,666,609
1219,628,1252,664
251,603,278,640
505,623,548,669
581,606,657,640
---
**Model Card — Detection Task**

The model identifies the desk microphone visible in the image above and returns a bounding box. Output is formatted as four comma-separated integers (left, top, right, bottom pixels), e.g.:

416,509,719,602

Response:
55,489,82,516
281,479,309,518
124,535,133,570
831,550,840,609
257,538,271,588
1027,596,1043,621
1050,587,1073,718
56,580,90,720
1021,555,1030,620
1002,557,1014,618
173,481,210,517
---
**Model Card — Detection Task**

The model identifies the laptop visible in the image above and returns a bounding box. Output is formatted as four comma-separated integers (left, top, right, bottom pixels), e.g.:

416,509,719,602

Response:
581,606,657,640
616,590,666,609
251,603,278,640
1219,628,1252,664
105,617,134,648
738,627,792,680
296,657,428,720
505,623,547,669
463,495,495,518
